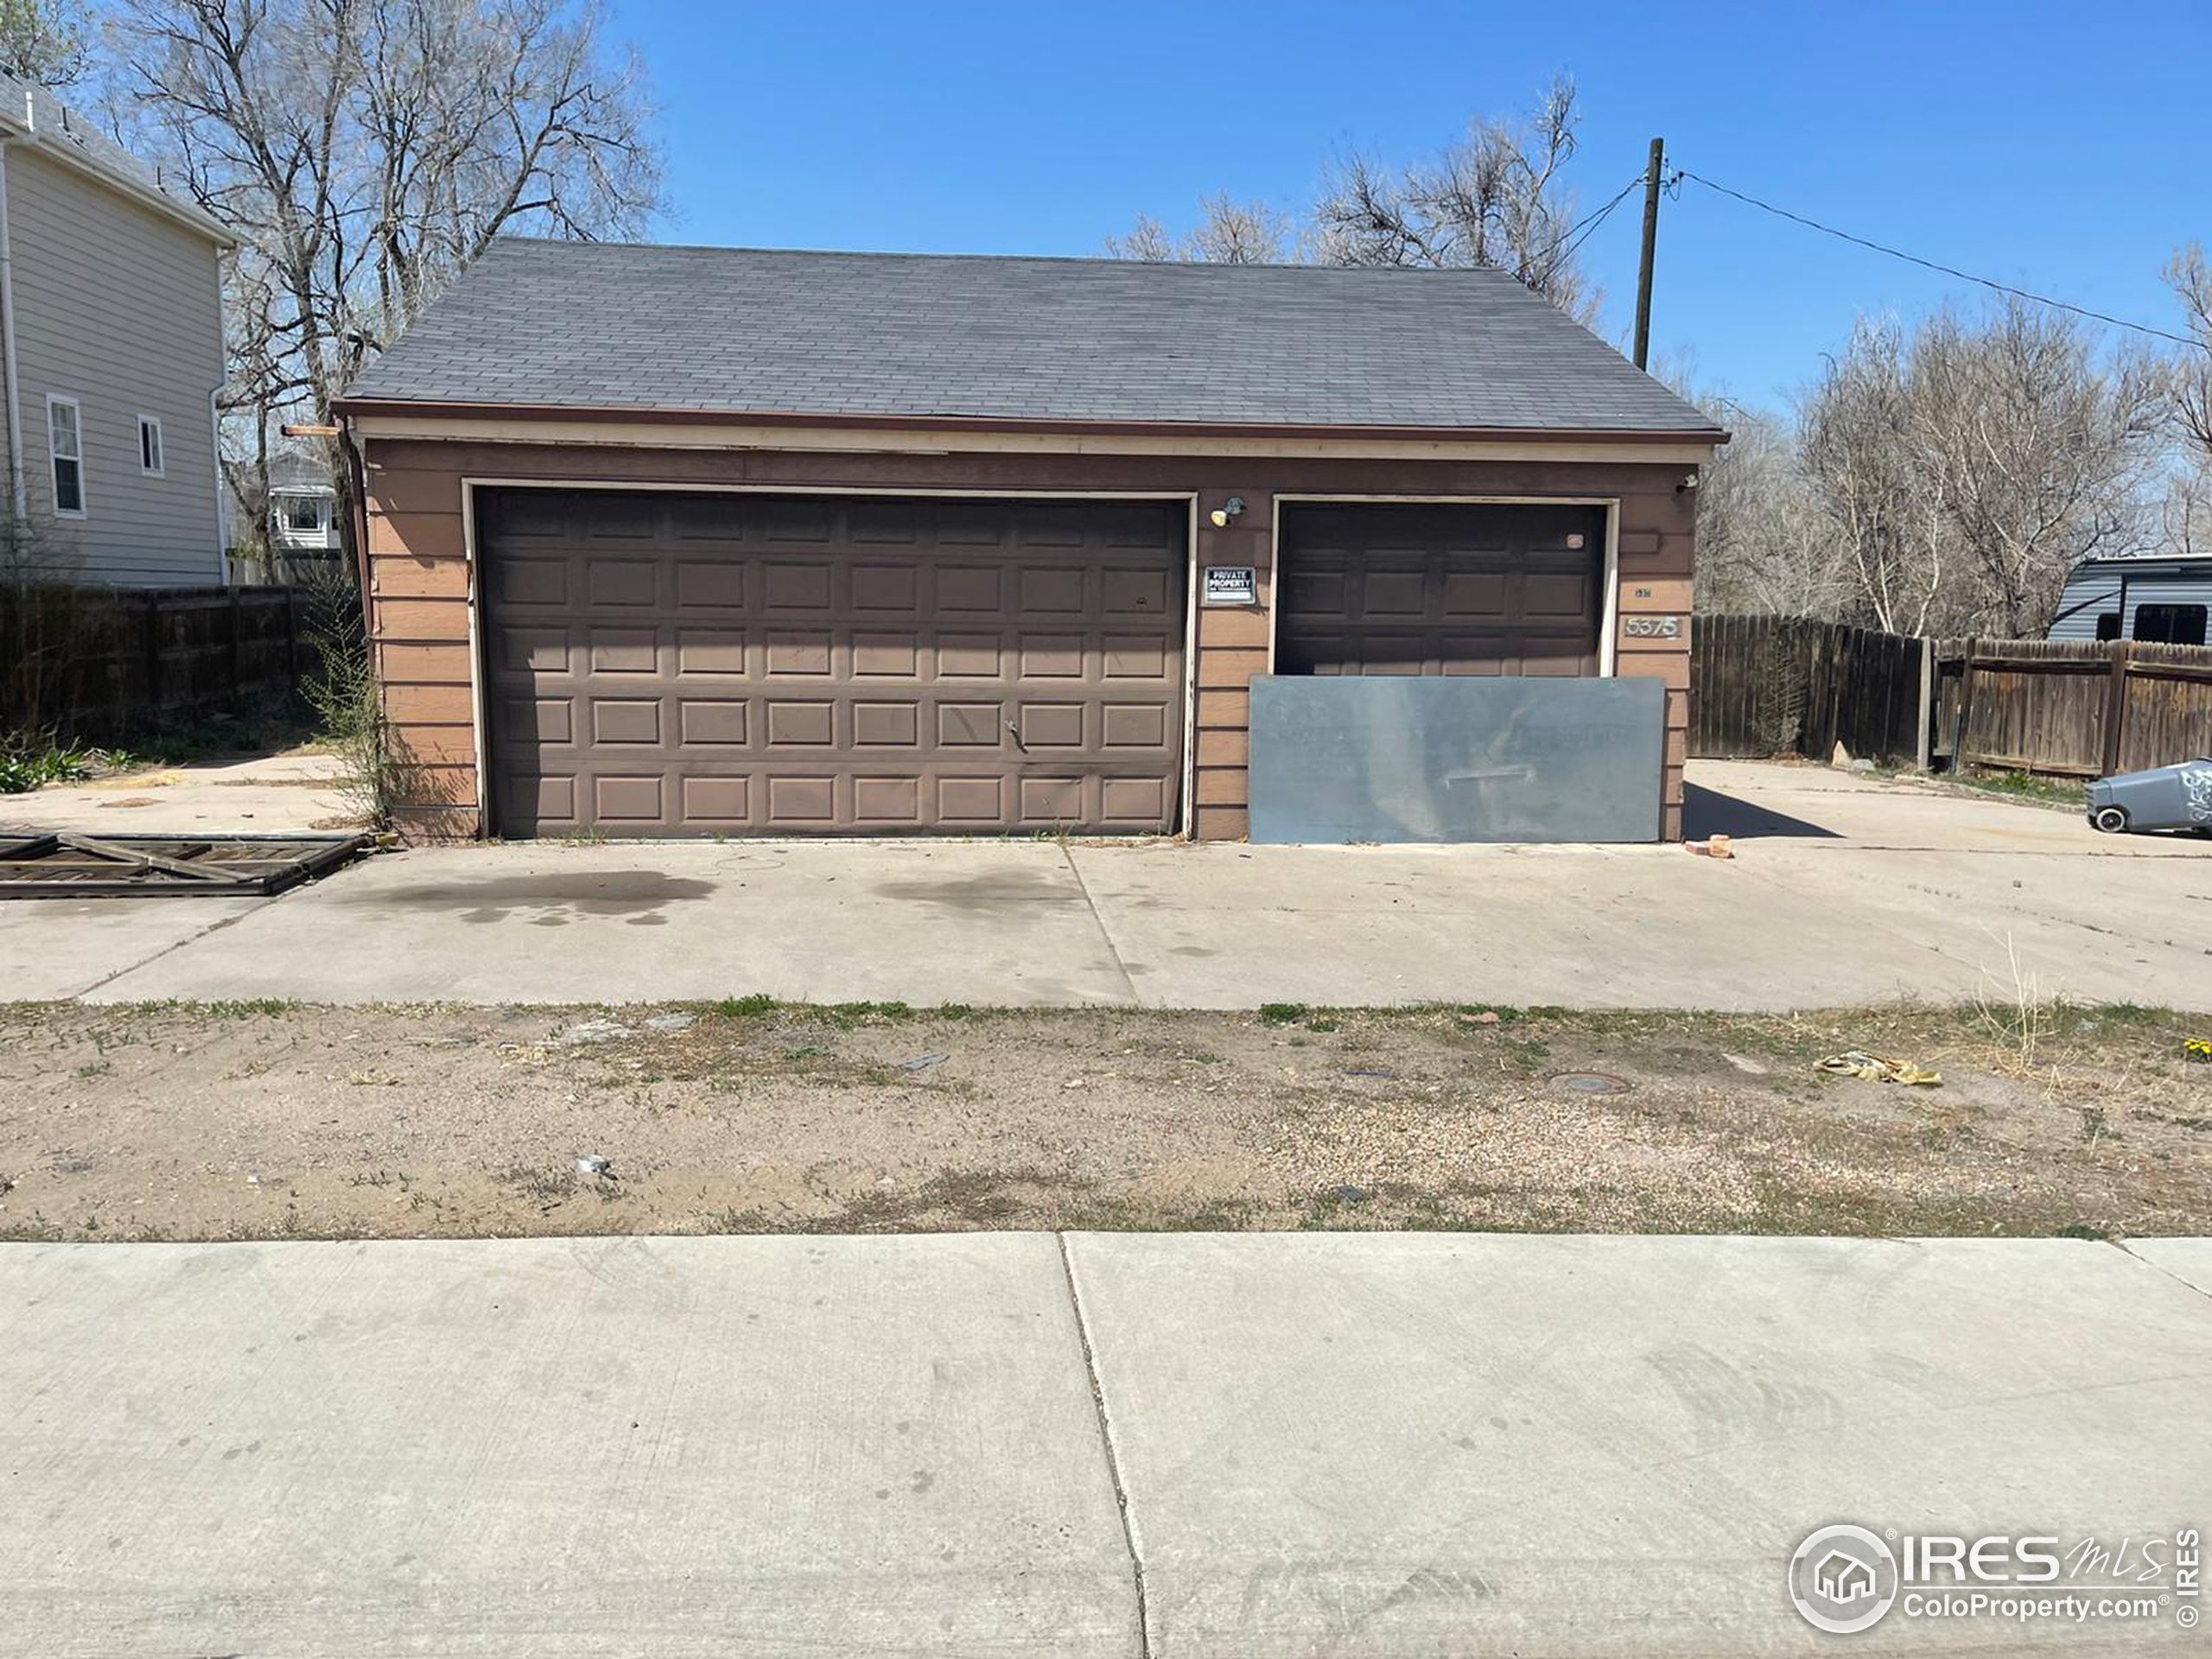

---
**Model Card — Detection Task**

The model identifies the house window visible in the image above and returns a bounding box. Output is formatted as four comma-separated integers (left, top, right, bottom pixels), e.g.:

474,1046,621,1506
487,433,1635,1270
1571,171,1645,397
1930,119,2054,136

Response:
47,396,85,516
2134,603,2209,646
283,496,328,534
2094,612,2121,642
137,416,164,477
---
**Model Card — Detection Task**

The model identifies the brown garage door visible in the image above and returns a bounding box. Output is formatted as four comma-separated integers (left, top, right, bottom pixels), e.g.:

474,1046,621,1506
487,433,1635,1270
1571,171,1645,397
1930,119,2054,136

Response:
1277,503,1605,677
480,491,1187,836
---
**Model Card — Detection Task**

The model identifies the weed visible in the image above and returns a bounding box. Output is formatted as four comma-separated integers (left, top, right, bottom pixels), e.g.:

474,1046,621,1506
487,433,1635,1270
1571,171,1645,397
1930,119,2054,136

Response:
1258,1002,1306,1026
0,731,93,794
494,1165,575,1205
74,1059,112,1079
1974,935,2056,1071
712,994,776,1020
2079,1107,2120,1144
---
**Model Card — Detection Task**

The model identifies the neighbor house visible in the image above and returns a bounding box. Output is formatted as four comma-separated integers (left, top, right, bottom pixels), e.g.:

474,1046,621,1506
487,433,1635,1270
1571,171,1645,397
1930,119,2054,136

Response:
336,240,1724,842
2048,555,2211,646
0,74,232,587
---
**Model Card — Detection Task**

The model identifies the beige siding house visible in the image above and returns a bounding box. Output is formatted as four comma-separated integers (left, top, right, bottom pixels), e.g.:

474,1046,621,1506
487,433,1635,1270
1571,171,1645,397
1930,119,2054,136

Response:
0,76,232,587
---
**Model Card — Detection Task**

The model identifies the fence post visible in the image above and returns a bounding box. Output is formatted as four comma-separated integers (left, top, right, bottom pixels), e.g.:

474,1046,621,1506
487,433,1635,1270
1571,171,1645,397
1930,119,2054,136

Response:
2099,641,2129,778
142,594,164,735
1915,635,1934,772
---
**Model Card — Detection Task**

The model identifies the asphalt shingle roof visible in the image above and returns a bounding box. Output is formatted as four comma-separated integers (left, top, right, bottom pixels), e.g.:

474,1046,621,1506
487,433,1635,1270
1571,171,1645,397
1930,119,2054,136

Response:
344,238,1721,435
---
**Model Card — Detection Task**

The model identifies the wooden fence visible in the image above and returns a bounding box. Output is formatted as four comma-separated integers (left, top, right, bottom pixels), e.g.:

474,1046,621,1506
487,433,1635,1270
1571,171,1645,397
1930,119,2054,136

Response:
1931,639,2212,776
1691,614,2212,776
1,583,318,746
1689,614,1927,766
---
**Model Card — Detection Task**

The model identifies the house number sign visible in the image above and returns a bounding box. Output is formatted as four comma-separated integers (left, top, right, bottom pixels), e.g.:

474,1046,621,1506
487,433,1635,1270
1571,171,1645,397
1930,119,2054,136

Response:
1204,566,1258,606
1623,614,1683,639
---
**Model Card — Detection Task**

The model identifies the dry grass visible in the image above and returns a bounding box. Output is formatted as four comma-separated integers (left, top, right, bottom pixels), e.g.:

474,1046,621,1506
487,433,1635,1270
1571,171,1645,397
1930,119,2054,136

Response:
1,997,2207,1243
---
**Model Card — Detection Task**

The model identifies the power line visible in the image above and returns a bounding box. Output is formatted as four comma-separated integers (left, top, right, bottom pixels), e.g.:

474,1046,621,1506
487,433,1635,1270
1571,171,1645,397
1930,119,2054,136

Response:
1541,174,1643,270
1671,165,2204,352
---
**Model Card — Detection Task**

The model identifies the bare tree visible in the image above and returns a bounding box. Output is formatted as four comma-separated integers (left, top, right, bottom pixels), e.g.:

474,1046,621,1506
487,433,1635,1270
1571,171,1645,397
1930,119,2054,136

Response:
1799,321,1948,634
106,0,663,553
0,0,90,86
1908,300,2163,634
2167,242,2212,464
1313,74,1597,319
1105,192,1289,264
1103,77,1599,317
1685,396,1847,619
1799,305,2162,637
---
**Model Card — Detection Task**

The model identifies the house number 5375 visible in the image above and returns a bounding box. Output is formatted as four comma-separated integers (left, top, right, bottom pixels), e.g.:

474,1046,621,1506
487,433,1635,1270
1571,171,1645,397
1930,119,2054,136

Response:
1624,614,1682,639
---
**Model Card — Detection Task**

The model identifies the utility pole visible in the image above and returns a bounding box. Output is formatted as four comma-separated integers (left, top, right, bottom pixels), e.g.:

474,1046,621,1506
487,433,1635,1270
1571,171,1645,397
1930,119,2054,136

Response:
1632,137,1664,370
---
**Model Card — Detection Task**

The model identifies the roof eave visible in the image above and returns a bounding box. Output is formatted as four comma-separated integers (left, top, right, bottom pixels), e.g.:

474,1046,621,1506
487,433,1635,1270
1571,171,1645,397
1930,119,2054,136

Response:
334,396,1729,447
0,120,237,249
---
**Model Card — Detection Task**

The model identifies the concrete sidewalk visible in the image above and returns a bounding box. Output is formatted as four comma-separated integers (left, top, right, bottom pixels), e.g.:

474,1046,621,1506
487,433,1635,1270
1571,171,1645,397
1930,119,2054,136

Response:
6,760,2209,1009
2,1233,2206,1656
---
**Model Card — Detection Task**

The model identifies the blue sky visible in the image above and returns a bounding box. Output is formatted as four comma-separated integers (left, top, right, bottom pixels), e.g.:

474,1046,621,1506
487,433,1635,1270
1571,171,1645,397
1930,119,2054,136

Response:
618,0,2209,409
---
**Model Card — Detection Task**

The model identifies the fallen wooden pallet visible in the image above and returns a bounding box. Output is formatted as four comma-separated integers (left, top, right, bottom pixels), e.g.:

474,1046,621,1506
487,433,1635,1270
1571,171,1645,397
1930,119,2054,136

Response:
0,831,367,898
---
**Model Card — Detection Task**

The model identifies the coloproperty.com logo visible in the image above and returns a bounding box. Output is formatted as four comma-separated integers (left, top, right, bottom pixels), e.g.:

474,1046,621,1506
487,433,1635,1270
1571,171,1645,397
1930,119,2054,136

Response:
1788,1522,2202,1636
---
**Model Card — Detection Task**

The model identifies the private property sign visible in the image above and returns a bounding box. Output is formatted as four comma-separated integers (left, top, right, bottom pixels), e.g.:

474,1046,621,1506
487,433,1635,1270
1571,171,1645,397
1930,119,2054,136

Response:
1203,566,1258,606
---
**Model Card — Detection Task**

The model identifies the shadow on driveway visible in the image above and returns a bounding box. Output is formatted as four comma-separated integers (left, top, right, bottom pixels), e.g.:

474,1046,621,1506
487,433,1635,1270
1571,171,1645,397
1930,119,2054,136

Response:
1681,781,1843,842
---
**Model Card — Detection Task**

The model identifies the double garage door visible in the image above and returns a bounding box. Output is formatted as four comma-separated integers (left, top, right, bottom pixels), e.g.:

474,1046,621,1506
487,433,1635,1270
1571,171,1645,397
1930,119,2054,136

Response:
481,491,1187,836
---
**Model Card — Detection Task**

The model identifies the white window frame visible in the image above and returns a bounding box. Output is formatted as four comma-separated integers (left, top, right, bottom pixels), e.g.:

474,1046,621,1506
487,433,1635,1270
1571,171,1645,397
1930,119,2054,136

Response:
282,493,330,535
46,394,86,518
137,414,165,478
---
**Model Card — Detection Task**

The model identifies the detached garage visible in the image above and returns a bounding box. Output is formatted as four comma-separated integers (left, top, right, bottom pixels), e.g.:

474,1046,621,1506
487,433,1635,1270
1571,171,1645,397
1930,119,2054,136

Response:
337,242,1723,842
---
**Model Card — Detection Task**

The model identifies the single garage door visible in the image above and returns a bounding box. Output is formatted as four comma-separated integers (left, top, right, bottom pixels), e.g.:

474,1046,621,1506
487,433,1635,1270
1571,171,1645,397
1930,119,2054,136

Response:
480,491,1188,836
1277,503,1605,677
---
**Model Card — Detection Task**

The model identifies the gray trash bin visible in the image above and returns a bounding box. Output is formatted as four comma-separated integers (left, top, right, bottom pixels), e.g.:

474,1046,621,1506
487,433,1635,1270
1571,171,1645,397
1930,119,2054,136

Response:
2086,758,2212,836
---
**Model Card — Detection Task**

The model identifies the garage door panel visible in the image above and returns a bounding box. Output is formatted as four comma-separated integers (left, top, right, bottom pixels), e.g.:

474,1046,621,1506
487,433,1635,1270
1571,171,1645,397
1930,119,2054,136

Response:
1018,567,1087,614
1279,504,1604,679
938,702,1003,746
679,700,747,746
851,564,919,612
677,630,747,675
587,630,656,673
484,492,1185,836
853,702,920,747
765,631,833,675
498,559,569,607
590,699,661,745
681,776,750,823
853,632,919,677
675,561,746,608
764,563,833,612
938,635,1001,677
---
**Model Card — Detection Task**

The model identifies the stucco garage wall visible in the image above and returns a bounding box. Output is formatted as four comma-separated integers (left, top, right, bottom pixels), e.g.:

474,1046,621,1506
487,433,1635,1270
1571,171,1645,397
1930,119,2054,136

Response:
359,438,1698,841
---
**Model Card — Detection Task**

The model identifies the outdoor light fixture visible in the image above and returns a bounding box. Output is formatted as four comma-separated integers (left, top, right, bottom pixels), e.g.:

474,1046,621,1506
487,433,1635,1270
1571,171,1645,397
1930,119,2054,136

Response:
1677,473,1701,493
1209,495,1248,529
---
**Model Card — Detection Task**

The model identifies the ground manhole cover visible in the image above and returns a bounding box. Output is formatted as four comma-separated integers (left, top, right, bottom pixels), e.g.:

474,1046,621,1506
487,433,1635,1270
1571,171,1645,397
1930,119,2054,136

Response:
1550,1071,1632,1096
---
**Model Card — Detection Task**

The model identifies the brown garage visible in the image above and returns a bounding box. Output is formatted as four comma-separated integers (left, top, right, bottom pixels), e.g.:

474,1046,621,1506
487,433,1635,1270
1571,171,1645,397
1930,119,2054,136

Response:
1276,503,1608,679
337,243,1725,842
480,489,1186,836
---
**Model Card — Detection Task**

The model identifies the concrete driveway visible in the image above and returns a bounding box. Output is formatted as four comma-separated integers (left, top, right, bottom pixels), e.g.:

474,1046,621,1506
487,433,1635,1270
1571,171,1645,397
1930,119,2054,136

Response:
0,749,353,836
3,1231,2207,1657
4,760,2207,1008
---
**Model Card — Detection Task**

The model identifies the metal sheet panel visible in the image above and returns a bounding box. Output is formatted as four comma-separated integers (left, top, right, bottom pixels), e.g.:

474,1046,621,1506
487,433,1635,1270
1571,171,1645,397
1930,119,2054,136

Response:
1248,675,1666,844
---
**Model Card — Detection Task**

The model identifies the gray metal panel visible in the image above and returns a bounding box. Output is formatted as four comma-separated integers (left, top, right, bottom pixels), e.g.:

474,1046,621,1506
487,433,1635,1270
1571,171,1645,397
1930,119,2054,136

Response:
344,239,1722,435
1248,675,1666,844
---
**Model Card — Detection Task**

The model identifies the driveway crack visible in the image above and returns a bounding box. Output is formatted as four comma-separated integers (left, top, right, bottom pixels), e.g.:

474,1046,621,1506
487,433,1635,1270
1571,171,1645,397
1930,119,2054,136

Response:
2110,1239,2212,1306
1058,1232,1152,1659
1060,845,1143,1007
73,898,272,1001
